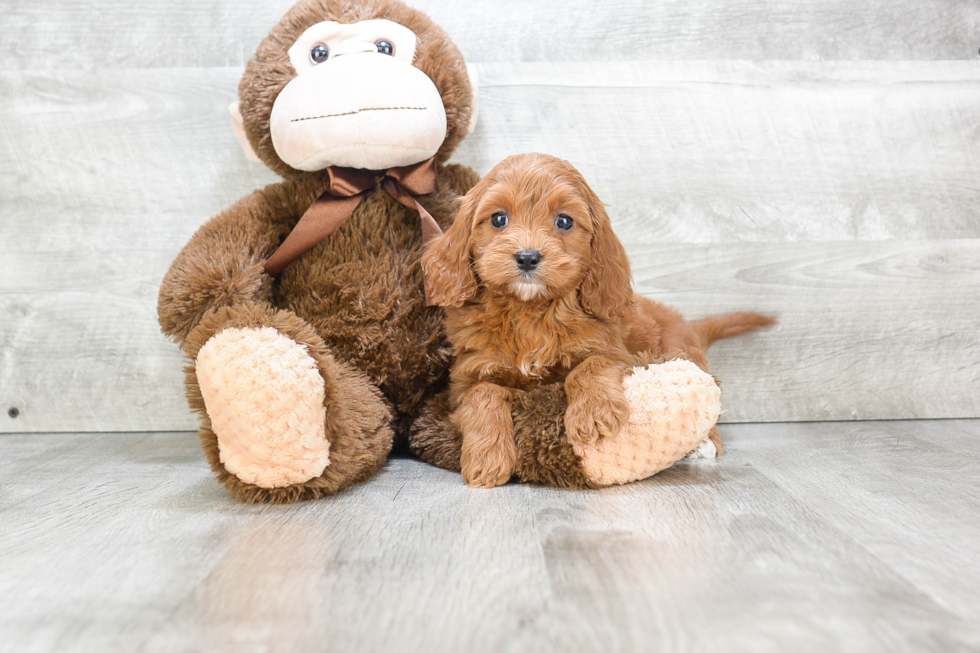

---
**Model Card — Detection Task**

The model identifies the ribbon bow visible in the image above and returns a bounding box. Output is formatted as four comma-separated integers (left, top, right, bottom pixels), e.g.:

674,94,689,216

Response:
263,157,443,276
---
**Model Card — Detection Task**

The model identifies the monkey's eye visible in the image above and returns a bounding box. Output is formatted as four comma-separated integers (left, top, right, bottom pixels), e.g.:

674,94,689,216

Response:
310,43,330,64
375,40,394,56
555,214,574,231
490,212,509,229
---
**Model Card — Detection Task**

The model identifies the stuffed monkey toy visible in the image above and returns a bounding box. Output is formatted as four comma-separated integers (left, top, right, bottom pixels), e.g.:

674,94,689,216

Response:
159,0,728,503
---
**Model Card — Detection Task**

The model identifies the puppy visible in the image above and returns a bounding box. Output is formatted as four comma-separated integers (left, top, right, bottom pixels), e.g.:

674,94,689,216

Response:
422,153,773,488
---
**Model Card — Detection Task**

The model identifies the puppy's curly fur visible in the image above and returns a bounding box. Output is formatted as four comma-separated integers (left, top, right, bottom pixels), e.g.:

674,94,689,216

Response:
422,153,774,488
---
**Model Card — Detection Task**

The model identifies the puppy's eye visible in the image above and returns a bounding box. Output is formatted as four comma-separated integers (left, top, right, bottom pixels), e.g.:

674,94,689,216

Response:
375,40,394,56
555,214,574,231
310,44,330,64
490,212,509,229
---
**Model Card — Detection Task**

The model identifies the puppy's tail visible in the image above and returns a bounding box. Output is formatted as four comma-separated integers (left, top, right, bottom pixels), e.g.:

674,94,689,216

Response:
691,313,776,349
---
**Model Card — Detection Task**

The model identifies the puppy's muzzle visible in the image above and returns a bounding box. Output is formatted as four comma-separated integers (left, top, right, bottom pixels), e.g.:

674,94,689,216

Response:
515,249,542,272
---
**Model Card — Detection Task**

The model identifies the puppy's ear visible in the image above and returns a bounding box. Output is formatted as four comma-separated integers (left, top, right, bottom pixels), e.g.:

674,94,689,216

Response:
422,191,479,307
579,187,634,320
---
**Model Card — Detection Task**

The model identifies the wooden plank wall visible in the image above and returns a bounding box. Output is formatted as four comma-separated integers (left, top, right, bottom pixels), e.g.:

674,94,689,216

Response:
1,0,979,432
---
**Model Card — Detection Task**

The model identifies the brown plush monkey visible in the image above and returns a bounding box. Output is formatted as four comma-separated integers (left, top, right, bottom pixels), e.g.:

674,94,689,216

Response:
158,0,481,503
159,0,732,502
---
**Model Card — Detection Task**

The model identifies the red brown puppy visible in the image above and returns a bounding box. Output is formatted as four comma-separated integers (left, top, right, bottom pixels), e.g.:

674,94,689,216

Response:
423,153,774,488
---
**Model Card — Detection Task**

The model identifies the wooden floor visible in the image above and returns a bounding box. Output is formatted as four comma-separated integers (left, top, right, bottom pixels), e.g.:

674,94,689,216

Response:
2,420,979,652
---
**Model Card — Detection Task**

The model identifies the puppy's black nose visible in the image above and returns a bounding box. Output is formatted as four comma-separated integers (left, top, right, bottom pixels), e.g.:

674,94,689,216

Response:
515,249,542,272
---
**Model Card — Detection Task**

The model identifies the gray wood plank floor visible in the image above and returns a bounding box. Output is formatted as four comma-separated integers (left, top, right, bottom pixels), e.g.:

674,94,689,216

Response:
2,420,980,653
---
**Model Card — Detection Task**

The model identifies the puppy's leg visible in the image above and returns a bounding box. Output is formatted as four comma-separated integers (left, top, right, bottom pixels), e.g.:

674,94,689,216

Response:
564,355,631,447
686,426,723,459
452,383,518,488
707,426,724,455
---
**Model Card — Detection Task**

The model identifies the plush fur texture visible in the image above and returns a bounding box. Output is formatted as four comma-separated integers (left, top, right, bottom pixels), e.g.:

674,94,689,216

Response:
180,303,396,503
158,0,480,502
420,154,775,487
196,327,330,488
411,358,723,489
411,383,594,488
575,360,721,487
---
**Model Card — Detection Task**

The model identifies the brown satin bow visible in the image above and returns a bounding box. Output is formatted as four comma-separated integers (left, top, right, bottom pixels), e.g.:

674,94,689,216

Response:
263,157,443,276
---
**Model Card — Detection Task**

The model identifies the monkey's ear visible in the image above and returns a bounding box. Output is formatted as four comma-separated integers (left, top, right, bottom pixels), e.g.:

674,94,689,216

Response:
229,101,262,164
579,188,634,321
465,63,479,135
422,192,480,307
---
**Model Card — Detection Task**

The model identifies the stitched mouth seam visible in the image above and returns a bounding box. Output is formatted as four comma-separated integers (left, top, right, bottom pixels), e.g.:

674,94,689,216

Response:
291,106,427,122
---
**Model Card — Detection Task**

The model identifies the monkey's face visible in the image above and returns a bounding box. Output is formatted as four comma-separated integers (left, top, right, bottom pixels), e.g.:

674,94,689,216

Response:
268,19,447,171
237,0,476,177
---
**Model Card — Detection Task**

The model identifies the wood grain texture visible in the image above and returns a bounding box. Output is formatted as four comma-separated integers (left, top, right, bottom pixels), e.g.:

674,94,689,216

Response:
739,421,980,624
2,62,980,431
5,239,977,432
5,63,979,247
630,240,980,423
2,422,980,652
2,0,978,70
898,419,980,464
460,62,980,243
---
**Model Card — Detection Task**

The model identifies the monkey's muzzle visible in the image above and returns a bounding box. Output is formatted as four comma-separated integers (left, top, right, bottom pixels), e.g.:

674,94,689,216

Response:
269,53,448,172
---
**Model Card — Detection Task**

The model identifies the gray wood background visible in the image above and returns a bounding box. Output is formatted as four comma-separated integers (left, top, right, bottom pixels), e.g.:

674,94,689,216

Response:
2,0,979,433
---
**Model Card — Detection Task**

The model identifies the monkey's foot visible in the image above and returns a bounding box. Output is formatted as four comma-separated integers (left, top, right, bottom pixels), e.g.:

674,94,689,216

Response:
573,359,721,487
195,327,330,489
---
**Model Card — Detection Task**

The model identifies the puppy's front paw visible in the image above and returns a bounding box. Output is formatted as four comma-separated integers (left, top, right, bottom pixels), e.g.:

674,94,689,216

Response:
565,392,630,447
461,437,518,488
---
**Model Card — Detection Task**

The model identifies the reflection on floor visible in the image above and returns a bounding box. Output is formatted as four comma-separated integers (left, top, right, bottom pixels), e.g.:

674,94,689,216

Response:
2,420,979,652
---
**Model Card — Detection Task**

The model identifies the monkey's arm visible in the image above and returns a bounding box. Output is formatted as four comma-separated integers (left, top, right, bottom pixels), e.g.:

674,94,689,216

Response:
157,179,308,345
